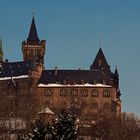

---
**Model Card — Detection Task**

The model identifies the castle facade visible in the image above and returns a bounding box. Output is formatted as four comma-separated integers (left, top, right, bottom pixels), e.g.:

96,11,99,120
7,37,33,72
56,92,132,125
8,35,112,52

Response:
0,17,121,121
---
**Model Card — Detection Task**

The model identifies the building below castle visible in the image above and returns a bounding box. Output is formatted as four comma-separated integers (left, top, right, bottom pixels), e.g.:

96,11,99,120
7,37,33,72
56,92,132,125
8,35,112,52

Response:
0,17,121,139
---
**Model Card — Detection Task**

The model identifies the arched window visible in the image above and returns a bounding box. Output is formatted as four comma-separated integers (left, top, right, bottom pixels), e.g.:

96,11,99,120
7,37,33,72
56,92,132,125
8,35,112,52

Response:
91,89,99,97
81,90,88,97
91,102,98,109
71,89,78,97
45,100,51,108
103,89,110,97
10,112,15,118
81,102,87,109
60,89,67,96
103,102,110,110
60,101,67,108
18,112,25,118
44,89,52,96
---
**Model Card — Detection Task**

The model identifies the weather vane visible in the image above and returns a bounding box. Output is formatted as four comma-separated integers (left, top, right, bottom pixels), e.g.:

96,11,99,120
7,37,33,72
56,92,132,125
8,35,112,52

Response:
99,39,102,48
32,11,35,17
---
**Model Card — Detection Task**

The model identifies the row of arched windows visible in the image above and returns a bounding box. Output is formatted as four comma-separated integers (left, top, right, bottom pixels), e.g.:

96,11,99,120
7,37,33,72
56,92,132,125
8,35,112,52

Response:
44,89,110,97
45,100,111,110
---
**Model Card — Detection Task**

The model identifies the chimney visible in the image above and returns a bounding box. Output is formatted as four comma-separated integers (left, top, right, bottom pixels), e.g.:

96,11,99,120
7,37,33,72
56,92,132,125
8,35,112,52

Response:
55,66,58,76
94,80,96,85
5,59,8,63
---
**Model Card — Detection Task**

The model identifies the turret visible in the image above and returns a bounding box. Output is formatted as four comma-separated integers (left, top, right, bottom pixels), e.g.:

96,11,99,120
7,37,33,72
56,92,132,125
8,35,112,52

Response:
0,36,3,62
114,67,121,100
114,67,119,88
28,45,44,89
22,16,46,70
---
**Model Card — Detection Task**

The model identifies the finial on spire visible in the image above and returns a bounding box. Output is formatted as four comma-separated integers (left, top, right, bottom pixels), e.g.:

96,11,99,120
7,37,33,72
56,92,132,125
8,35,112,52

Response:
99,39,102,48
32,11,35,17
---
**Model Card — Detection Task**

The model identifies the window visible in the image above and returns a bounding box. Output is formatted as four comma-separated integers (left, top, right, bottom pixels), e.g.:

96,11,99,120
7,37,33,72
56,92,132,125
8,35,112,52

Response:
71,89,78,96
45,100,51,107
81,102,87,109
60,101,67,108
103,102,110,110
10,112,15,118
27,50,30,54
103,89,110,97
60,89,67,96
91,89,99,97
81,90,88,97
44,89,52,96
98,59,102,66
91,102,98,109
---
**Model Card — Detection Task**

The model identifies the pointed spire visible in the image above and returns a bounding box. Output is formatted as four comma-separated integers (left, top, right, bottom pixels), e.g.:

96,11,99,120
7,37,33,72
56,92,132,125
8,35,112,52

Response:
27,16,40,44
115,66,119,76
90,48,111,76
0,36,3,62
0,36,2,50
90,48,107,69
114,65,119,89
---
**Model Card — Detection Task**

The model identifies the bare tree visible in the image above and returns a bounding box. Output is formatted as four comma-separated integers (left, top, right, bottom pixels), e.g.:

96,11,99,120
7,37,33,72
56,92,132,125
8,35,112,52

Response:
90,110,140,140
112,113,140,140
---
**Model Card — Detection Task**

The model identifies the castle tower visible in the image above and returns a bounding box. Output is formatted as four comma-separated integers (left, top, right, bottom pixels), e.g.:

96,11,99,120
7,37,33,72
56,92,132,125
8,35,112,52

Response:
22,16,46,69
0,37,3,62
114,67,119,88
90,48,112,79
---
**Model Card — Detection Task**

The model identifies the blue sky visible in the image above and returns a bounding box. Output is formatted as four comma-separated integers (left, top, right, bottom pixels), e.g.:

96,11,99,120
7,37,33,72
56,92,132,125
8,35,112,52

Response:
0,0,140,115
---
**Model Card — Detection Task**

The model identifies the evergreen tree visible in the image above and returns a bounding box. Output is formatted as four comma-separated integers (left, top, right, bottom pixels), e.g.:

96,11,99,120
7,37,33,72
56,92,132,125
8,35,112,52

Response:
17,118,47,140
49,110,78,140
17,109,79,140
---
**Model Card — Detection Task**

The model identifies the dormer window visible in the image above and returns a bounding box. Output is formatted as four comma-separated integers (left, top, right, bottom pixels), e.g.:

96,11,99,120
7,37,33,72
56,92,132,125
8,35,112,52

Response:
98,59,102,66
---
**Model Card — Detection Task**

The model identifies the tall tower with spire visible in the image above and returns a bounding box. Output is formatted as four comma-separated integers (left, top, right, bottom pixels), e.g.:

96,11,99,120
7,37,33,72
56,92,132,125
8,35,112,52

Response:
0,37,3,62
22,16,46,69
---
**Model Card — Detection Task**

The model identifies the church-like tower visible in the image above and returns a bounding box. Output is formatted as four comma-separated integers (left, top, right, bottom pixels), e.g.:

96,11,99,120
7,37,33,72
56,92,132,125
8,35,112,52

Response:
22,17,46,69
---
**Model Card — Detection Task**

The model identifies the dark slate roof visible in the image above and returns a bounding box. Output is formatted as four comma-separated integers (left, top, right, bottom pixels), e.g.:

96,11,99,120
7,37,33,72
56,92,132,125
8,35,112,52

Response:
90,48,111,77
27,17,40,45
38,69,112,85
0,61,31,78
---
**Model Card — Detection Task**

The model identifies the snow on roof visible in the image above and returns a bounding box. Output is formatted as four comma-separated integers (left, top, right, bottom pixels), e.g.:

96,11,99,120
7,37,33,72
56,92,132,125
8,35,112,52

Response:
38,83,112,88
38,107,55,115
0,75,29,81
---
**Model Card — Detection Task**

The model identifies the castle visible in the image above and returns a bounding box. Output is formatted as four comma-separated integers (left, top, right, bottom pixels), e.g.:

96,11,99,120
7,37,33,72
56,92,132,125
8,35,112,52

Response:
0,17,121,121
